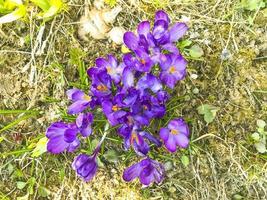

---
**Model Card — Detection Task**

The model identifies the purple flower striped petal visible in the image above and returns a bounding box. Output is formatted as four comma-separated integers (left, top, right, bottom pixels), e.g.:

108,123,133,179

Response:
123,31,139,51
169,22,188,42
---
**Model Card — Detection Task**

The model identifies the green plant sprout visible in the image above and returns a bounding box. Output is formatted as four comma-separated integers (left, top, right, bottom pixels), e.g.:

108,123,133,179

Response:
0,0,65,24
0,0,26,24
251,119,267,153
197,104,219,124
30,0,65,20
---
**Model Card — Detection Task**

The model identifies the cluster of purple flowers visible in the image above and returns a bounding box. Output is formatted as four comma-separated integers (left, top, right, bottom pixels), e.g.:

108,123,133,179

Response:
46,10,190,186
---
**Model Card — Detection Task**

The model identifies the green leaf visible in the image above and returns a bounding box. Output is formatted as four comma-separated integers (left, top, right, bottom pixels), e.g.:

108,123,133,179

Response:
241,0,265,11
189,44,204,58
59,168,65,181
30,0,50,11
181,155,190,167
257,119,266,128
97,157,105,168
16,181,27,190
38,186,50,197
255,142,266,153
251,132,260,141
0,4,26,24
103,150,119,163
105,0,117,7
178,39,192,49
27,177,36,195
197,104,219,124
31,137,48,157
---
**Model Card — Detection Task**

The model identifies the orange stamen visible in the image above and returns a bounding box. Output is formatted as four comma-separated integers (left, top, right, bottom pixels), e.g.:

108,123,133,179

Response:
131,132,139,145
106,66,112,74
169,66,176,74
140,59,146,65
112,105,120,111
83,94,92,101
97,84,108,91
170,129,179,135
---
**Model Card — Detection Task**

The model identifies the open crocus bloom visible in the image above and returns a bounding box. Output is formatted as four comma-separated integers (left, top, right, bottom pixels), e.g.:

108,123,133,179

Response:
119,125,161,156
46,122,80,154
66,88,92,115
159,53,187,88
95,54,124,83
123,157,165,186
160,118,190,152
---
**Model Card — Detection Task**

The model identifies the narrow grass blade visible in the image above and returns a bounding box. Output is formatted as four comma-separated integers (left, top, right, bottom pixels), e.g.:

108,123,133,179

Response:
0,110,38,115
0,113,38,133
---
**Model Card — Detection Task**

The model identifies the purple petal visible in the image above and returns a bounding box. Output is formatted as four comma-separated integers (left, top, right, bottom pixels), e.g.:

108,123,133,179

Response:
80,126,92,137
153,20,168,40
133,115,150,126
107,54,117,68
64,128,78,143
72,154,98,182
139,166,154,185
162,43,179,54
137,21,150,36
68,100,90,115
165,134,177,152
159,128,170,141
67,138,80,152
72,154,90,170
155,10,170,23
123,32,139,51
159,54,172,71
46,122,67,138
83,164,98,182
122,67,134,88
133,136,150,156
141,132,162,147
95,57,109,68
123,162,142,182
168,118,190,136
47,135,68,154
102,100,113,115
66,89,85,101
174,133,189,148
169,22,188,42
160,72,177,89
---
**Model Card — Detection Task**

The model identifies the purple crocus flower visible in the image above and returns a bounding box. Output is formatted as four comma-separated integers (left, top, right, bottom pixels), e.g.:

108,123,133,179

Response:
76,113,93,137
160,118,190,152
102,95,127,126
72,129,108,182
90,70,112,98
159,53,187,88
72,146,100,182
46,122,80,154
95,55,124,83
123,157,165,186
131,95,166,126
122,66,135,89
119,125,161,156
153,10,188,45
136,73,162,95
66,89,92,115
